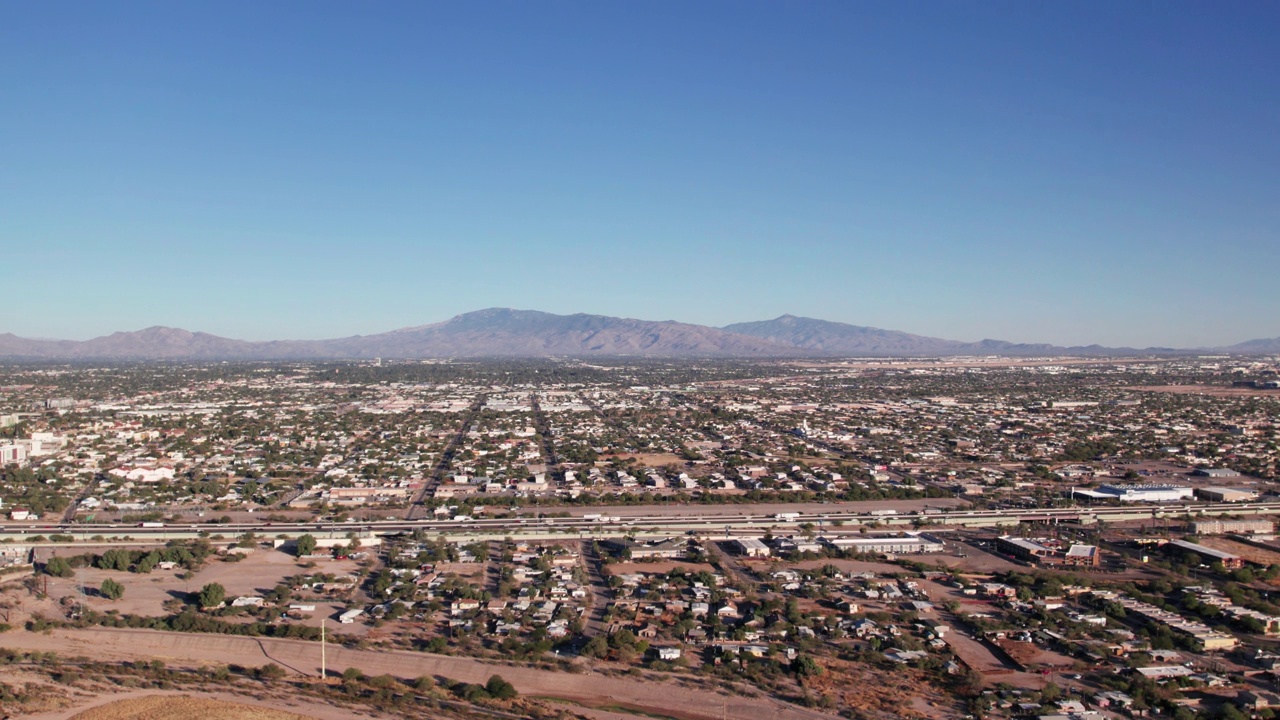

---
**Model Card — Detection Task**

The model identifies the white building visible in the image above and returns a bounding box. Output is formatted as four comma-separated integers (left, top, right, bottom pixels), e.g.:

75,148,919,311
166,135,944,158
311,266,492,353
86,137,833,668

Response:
822,533,946,555
1096,484,1194,503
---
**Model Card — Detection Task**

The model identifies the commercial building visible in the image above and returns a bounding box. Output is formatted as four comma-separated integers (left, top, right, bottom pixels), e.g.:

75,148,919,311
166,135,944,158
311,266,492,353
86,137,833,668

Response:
823,533,945,555
1191,519,1273,535
1062,544,1102,567
626,537,689,560
0,444,27,465
996,537,1101,567
1096,484,1194,503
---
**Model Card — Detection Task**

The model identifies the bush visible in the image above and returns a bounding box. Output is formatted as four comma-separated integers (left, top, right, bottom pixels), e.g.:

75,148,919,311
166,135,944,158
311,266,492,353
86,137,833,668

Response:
255,663,286,680
485,674,517,699
101,578,125,600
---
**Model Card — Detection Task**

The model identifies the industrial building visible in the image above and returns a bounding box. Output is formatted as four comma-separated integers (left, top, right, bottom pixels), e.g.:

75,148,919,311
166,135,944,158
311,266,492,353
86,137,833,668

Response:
1195,487,1257,503
1096,484,1194,503
1192,468,1243,478
733,537,771,557
1167,539,1245,569
996,536,1053,562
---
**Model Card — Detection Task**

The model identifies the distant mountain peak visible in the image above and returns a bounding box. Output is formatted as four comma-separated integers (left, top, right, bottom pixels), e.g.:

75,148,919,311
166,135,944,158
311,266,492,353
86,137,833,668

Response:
0,310,1274,359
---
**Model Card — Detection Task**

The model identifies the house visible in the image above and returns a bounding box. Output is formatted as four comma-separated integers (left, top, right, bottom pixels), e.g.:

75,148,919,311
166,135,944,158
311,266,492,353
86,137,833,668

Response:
1238,691,1280,710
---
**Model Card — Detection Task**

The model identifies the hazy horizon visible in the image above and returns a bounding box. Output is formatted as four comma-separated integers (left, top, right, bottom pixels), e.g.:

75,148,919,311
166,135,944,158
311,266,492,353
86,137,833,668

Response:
2,306,1276,349
4,3,1278,347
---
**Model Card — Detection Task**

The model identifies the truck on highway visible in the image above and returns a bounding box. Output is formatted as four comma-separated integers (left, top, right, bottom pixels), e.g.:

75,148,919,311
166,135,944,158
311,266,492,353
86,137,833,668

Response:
138,522,165,528
775,512,801,521
869,510,898,517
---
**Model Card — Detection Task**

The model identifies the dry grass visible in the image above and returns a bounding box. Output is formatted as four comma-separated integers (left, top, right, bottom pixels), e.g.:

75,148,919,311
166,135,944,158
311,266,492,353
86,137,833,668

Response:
69,695,316,720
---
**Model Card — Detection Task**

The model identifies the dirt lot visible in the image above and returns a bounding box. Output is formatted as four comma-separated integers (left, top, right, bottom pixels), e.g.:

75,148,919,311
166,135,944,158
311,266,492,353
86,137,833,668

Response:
22,546,368,631
64,695,315,720
610,453,686,467
1198,537,1280,566
5,628,842,720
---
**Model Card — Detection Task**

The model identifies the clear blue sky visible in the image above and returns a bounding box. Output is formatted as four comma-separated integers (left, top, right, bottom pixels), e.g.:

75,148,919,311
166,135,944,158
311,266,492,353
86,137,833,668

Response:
3,2,1278,347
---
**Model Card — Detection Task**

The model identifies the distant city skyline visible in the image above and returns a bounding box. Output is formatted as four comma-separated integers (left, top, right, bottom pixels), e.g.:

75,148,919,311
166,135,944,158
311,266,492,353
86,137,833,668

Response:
3,2,1278,347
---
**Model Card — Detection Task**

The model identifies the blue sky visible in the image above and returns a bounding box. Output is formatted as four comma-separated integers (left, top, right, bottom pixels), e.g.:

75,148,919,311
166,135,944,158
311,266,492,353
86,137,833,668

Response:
3,2,1278,347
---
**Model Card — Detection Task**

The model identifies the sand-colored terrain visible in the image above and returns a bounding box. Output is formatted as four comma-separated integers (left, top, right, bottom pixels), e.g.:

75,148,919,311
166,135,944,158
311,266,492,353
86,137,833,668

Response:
68,695,315,720
5,627,841,720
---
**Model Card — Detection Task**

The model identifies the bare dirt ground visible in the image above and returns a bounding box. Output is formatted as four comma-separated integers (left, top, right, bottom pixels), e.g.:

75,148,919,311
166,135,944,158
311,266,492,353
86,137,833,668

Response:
63,695,316,720
5,628,841,720
801,657,959,719
925,542,1025,574
25,548,368,630
1129,385,1280,398
610,453,686,467
1198,537,1280,566
23,688,396,720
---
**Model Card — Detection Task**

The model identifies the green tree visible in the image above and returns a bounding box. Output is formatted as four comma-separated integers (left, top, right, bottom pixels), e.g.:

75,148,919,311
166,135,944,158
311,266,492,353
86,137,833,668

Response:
793,655,823,677
295,534,317,556
198,582,226,608
582,635,609,658
100,578,124,600
44,556,73,578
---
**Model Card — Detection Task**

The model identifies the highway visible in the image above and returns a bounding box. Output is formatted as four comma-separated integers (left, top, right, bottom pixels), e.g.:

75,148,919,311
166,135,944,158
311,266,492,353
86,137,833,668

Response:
4,500,1280,544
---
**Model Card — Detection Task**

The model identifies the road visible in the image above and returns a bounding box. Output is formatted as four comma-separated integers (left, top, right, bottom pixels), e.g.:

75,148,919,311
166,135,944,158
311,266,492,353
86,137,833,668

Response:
4,627,842,720
8,499,1280,545
579,541,612,637
408,393,488,519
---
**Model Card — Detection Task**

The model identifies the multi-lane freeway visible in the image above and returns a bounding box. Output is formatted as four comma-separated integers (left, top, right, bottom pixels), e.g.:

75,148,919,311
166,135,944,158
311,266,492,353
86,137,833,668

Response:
4,500,1280,544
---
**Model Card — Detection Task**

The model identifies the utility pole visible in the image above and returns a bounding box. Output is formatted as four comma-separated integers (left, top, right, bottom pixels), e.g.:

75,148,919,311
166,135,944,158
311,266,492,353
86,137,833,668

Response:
320,618,326,679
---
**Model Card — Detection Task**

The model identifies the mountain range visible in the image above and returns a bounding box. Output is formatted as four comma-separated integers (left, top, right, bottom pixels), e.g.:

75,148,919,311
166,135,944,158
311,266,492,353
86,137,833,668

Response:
0,308,1276,359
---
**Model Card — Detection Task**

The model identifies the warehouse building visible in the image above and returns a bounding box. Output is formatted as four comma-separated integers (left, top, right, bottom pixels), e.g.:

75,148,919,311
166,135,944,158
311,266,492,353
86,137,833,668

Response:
996,536,1053,562
1195,487,1257,503
1097,484,1194,503
1192,468,1242,478
734,537,771,558
1167,539,1245,569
